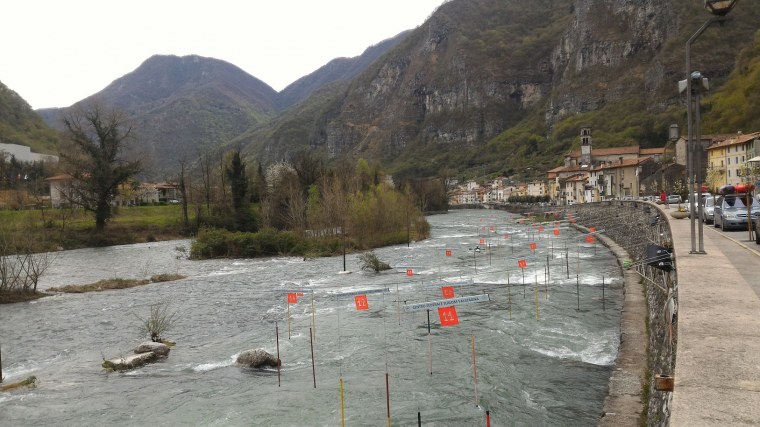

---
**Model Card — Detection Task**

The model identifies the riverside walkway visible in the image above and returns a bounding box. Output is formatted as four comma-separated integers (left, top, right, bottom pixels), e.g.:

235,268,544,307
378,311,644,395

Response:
667,210,760,426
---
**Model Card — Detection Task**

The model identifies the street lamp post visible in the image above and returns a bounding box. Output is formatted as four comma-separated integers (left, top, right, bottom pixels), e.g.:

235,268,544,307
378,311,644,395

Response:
683,0,740,254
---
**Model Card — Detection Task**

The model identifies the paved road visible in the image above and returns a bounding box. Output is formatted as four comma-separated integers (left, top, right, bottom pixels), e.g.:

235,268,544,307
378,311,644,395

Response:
669,215,760,426
704,225,760,296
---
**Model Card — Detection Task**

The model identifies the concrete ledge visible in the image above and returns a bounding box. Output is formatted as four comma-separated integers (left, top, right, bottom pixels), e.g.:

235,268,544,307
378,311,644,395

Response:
596,233,647,426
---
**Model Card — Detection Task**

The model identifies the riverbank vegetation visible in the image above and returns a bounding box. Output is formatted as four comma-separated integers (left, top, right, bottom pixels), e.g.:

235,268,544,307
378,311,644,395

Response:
46,274,185,294
189,153,431,259
1,138,436,304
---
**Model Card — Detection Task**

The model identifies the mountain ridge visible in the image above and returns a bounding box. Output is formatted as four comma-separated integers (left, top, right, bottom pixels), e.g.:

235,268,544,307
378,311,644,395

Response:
10,0,760,182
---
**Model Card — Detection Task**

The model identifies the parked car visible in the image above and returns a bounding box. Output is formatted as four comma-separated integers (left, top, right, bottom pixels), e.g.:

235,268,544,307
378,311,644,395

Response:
701,195,716,224
666,194,681,205
714,194,760,230
687,192,713,218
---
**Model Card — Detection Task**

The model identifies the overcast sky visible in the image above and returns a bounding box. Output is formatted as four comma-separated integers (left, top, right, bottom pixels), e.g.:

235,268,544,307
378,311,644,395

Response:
1,0,445,110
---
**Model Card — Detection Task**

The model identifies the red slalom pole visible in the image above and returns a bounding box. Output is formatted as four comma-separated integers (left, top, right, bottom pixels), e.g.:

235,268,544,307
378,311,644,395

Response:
486,410,491,427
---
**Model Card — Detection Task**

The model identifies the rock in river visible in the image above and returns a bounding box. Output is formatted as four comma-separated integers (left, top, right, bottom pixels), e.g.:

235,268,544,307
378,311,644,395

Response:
236,349,279,368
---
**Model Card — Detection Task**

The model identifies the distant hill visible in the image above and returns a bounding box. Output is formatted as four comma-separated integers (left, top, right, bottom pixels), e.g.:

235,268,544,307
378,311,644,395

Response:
277,31,411,110
0,81,61,156
38,55,280,179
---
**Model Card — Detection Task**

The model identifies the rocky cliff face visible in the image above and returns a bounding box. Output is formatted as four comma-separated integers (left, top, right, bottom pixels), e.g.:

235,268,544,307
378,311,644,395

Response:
547,0,680,124
303,0,569,163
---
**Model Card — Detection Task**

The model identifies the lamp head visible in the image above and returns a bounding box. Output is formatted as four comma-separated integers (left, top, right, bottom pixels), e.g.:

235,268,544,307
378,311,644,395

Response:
704,0,739,16
669,124,680,141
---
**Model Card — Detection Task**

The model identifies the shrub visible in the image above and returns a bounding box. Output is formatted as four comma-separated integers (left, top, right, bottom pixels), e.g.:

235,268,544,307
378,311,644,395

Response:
137,302,177,342
358,251,391,272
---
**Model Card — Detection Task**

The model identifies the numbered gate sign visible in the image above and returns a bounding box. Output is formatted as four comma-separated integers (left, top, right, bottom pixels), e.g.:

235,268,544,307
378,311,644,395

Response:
445,249,452,257
538,226,544,232
489,226,495,232
529,242,537,251
438,306,459,326
589,227,596,232
479,239,485,245
518,259,527,269
441,286,455,299
586,235,595,244
354,295,369,311
553,228,560,236
287,293,298,304
406,268,414,277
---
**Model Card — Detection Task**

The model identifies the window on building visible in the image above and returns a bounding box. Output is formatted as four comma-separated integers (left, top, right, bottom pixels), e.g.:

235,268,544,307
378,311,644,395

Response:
721,160,724,167
728,158,731,165
728,170,731,178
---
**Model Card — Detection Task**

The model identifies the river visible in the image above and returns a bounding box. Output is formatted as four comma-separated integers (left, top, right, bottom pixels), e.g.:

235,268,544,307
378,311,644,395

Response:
0,209,623,426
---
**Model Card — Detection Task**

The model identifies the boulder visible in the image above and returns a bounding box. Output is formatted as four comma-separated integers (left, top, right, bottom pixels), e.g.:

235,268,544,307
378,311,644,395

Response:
103,352,159,371
236,349,279,368
135,341,170,356
102,341,170,371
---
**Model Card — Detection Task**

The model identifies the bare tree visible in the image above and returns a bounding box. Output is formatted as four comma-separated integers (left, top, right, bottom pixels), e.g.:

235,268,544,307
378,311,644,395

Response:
198,150,212,218
283,177,306,231
0,225,56,293
177,159,190,231
59,106,141,231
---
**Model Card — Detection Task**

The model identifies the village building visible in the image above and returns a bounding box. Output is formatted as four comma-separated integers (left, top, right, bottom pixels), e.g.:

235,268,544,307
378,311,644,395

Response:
548,127,673,205
704,131,760,189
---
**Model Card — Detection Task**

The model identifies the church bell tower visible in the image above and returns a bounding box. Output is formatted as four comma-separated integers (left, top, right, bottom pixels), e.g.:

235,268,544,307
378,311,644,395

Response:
580,126,592,166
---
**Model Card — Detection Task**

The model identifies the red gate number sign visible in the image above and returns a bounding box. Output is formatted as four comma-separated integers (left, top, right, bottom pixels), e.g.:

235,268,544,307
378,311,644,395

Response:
406,268,414,276
441,286,455,299
586,235,595,244
438,306,459,326
287,293,298,304
553,228,560,236
538,226,544,232
529,242,537,250
479,239,485,245
445,249,452,257
355,295,369,311
518,259,527,269
589,227,596,232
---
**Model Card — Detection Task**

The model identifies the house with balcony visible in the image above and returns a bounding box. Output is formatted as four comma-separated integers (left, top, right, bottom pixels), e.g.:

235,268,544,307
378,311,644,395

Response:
705,131,760,190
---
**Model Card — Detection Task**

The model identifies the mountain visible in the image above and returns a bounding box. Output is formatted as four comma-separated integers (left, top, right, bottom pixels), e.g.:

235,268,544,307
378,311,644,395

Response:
236,0,760,180
277,31,412,110
0,81,61,156
28,0,760,182
38,55,280,178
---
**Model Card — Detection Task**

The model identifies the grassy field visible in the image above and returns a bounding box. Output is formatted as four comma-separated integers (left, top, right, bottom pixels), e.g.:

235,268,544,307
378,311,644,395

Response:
0,204,188,253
